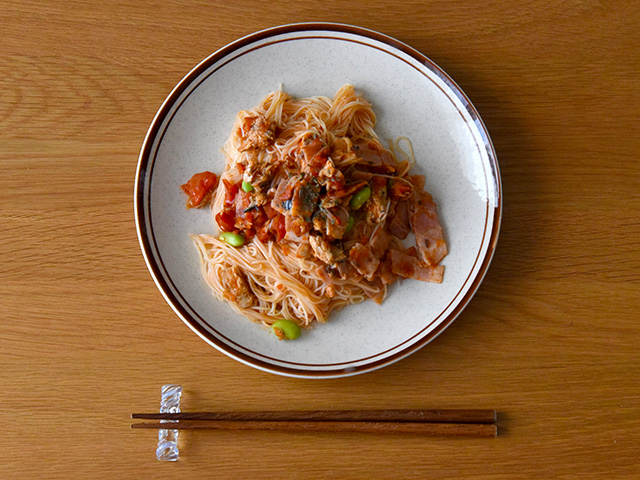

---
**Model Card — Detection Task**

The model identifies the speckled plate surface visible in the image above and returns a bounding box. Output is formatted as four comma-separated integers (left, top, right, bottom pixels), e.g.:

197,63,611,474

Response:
134,23,501,378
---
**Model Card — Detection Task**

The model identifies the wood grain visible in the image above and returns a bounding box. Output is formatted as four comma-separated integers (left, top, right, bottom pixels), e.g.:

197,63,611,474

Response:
1,0,639,478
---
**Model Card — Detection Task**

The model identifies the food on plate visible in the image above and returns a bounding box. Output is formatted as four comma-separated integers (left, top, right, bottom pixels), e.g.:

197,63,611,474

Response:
271,319,302,341
181,85,447,336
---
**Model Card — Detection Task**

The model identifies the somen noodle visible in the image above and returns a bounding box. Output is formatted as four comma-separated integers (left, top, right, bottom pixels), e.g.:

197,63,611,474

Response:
180,85,447,332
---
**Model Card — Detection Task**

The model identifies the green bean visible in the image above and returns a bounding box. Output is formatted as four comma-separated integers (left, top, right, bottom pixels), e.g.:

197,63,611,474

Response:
241,180,254,193
219,232,244,247
350,185,371,210
272,319,301,340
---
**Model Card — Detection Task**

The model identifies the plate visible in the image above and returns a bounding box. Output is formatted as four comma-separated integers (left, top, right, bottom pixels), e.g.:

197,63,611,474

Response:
134,23,501,378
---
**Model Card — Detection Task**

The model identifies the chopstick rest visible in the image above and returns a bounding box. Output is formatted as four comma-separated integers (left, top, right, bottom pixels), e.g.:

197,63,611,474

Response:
155,384,182,461
134,385,497,461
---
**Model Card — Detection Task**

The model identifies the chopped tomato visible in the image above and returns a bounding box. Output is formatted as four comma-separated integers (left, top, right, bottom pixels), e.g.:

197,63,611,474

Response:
222,179,239,205
243,207,268,232
243,228,256,240
214,179,241,231
215,210,236,232
272,214,286,241
263,203,278,219
180,171,218,208
257,223,273,243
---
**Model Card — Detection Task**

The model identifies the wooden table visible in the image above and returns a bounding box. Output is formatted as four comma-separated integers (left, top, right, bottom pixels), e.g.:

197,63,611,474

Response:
2,1,639,478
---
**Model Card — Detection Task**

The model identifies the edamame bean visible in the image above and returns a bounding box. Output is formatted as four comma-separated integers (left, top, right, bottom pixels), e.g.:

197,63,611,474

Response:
219,232,244,247
241,180,254,193
272,319,301,340
349,185,371,210
345,215,355,234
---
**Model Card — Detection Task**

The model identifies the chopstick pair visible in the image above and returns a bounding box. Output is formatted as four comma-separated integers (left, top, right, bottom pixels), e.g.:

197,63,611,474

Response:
131,409,497,437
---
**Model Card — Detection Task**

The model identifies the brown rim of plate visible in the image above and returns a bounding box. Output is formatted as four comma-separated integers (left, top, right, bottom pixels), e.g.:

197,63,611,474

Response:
134,22,502,378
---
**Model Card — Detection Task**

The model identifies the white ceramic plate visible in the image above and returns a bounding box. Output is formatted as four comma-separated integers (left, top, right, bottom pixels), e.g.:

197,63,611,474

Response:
135,23,501,378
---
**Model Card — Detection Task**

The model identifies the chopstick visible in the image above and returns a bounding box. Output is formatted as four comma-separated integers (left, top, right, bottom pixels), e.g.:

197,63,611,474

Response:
132,409,496,423
131,420,496,437
131,410,497,437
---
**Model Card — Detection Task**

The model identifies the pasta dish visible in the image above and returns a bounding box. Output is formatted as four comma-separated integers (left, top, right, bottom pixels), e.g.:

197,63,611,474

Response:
180,85,447,336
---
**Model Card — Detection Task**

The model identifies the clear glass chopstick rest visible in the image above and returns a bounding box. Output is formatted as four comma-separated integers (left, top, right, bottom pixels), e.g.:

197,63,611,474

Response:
156,384,182,461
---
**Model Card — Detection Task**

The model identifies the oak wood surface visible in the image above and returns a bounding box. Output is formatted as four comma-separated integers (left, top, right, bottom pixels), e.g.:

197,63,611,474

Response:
1,1,639,478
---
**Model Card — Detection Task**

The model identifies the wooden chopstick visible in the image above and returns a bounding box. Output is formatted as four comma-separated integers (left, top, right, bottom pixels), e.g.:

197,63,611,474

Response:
131,410,497,437
131,420,497,437
132,409,496,424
